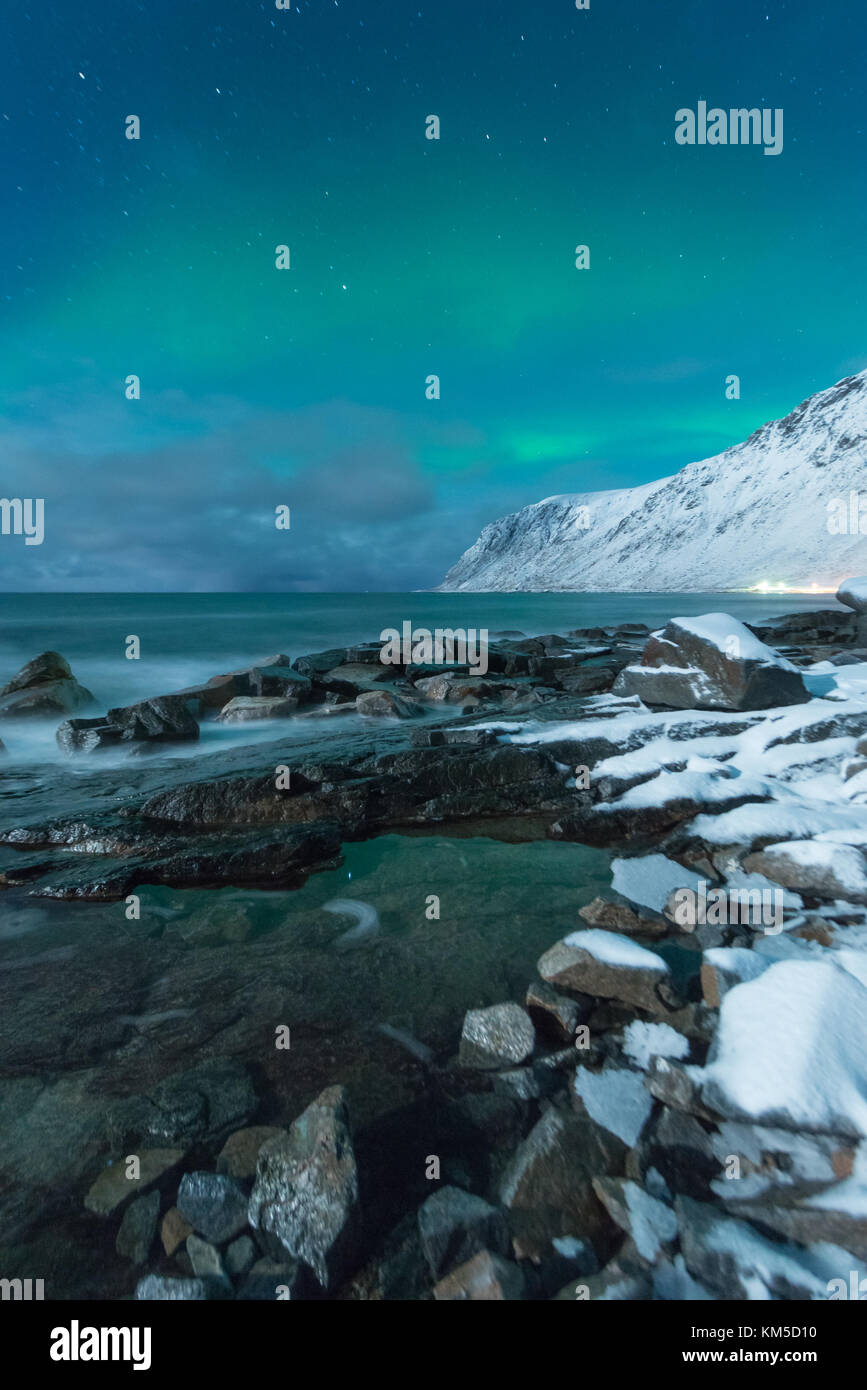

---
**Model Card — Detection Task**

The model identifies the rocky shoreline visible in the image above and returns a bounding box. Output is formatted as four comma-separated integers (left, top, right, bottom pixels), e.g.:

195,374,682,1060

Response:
3,587,867,1300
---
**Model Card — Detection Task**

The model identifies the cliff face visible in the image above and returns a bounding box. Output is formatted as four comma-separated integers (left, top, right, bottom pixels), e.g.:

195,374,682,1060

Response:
439,372,867,591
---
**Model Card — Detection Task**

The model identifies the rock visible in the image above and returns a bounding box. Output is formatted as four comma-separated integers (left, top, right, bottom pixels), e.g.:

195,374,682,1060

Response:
115,1191,160,1265
134,1275,217,1301
247,1085,361,1291
247,664,311,699
356,690,420,719
709,1121,855,1191
186,1234,232,1290
433,1249,526,1300
591,1178,677,1263
492,1068,542,1101
414,674,500,703
237,1258,309,1300
724,1189,867,1259
645,1057,714,1119
537,931,671,1015
160,1206,193,1257
641,1107,717,1199
743,840,867,905
676,1195,860,1300
217,1126,285,1180
525,980,585,1044
84,1149,186,1216
176,1172,250,1244
0,651,95,720
224,1235,256,1278
837,576,867,613
700,947,770,1007
458,1002,536,1070
216,696,300,722
578,894,668,939
56,718,126,754
498,1107,618,1260
60,693,201,752
105,694,200,744
613,614,809,711
107,1059,257,1151
417,1185,511,1279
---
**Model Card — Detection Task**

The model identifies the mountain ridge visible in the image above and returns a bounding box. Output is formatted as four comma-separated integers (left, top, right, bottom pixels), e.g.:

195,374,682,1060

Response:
439,371,867,592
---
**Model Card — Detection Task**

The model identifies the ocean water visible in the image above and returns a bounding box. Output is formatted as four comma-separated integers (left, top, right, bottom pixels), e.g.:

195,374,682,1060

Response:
0,590,842,767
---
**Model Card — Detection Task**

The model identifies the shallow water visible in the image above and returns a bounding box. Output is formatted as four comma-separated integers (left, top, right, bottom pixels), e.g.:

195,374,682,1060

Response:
0,832,612,1296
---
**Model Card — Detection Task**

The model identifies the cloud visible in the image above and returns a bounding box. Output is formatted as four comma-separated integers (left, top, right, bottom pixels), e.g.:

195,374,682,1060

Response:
0,391,451,590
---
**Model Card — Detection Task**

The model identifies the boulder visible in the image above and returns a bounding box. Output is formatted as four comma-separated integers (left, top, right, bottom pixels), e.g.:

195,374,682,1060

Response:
525,980,585,1044
115,1191,160,1265
458,1002,536,1070
176,1172,249,1244
247,1085,361,1291
417,1185,510,1279
160,1206,193,1257
217,1126,285,1181
57,718,126,754
84,1148,187,1217
613,614,809,711
743,840,867,905
837,577,867,614
356,690,421,719
186,1234,232,1290
497,1107,618,1260
0,651,95,719
537,930,672,1015
216,696,299,722
432,1249,525,1301
105,695,200,743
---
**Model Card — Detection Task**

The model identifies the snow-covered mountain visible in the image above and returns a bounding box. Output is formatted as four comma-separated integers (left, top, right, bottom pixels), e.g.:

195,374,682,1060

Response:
439,371,867,592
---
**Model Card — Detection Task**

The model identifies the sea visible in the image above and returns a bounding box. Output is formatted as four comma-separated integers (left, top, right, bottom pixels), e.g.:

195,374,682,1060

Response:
0,589,840,766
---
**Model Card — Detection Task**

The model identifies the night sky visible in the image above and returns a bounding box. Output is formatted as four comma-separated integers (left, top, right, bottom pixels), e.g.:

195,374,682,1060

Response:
1,0,864,591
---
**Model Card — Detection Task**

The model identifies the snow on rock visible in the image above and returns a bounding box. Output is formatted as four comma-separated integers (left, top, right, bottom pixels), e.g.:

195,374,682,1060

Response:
439,371,867,592
574,1067,654,1148
613,615,809,712
592,1177,678,1262
837,577,867,614
540,929,671,1014
611,853,695,913
699,960,867,1139
744,839,867,905
676,1195,866,1300
700,947,772,1008
561,928,669,971
622,1020,690,1071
